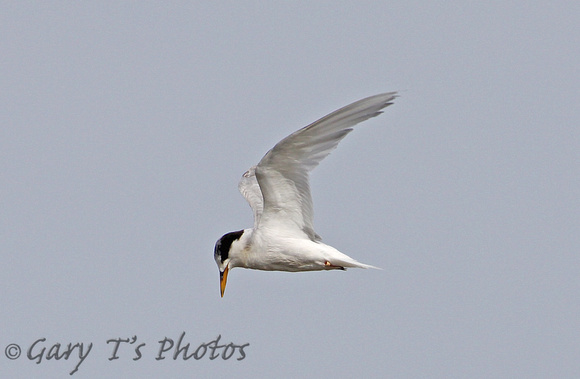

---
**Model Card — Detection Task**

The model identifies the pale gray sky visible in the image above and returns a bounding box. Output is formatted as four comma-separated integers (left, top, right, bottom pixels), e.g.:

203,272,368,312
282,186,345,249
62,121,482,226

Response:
1,2,579,378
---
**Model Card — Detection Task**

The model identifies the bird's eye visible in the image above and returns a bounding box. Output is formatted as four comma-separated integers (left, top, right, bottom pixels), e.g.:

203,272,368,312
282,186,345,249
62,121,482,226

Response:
214,241,222,258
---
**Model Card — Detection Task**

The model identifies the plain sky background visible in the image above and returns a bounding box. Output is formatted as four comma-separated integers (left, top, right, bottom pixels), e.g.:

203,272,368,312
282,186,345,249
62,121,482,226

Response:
1,2,578,378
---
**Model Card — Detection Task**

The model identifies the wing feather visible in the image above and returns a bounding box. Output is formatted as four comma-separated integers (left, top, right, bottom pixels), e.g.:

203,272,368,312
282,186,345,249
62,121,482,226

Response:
238,166,263,229
241,92,397,240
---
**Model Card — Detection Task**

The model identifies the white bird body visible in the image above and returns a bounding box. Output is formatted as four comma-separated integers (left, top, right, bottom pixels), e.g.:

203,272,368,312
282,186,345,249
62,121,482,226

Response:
214,92,396,296
229,227,375,272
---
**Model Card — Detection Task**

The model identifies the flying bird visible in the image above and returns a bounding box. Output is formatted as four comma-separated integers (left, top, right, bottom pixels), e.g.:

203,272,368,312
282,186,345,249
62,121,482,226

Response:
214,92,396,297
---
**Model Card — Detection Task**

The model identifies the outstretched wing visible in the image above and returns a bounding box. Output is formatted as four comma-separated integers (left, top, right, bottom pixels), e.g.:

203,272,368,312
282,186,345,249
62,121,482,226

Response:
253,92,396,240
238,166,263,230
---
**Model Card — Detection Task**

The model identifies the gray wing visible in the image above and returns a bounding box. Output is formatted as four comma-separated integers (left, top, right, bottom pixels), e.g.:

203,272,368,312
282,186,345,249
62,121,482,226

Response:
254,92,396,240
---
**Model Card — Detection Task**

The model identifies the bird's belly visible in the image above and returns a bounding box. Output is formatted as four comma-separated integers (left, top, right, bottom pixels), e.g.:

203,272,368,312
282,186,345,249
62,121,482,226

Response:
246,252,323,271
244,238,336,272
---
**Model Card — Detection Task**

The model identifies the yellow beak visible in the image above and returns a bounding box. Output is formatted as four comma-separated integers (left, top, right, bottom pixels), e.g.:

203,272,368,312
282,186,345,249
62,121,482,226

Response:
220,265,229,298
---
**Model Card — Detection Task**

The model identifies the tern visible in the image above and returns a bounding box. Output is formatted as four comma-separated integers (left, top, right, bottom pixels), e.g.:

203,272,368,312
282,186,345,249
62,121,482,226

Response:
214,92,396,297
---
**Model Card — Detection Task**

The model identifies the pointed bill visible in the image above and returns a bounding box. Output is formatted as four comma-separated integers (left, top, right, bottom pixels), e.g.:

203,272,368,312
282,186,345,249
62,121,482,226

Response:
220,265,229,297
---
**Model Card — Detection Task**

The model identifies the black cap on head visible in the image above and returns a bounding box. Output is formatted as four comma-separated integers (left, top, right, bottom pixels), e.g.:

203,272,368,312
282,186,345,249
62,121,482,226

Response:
214,230,244,263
